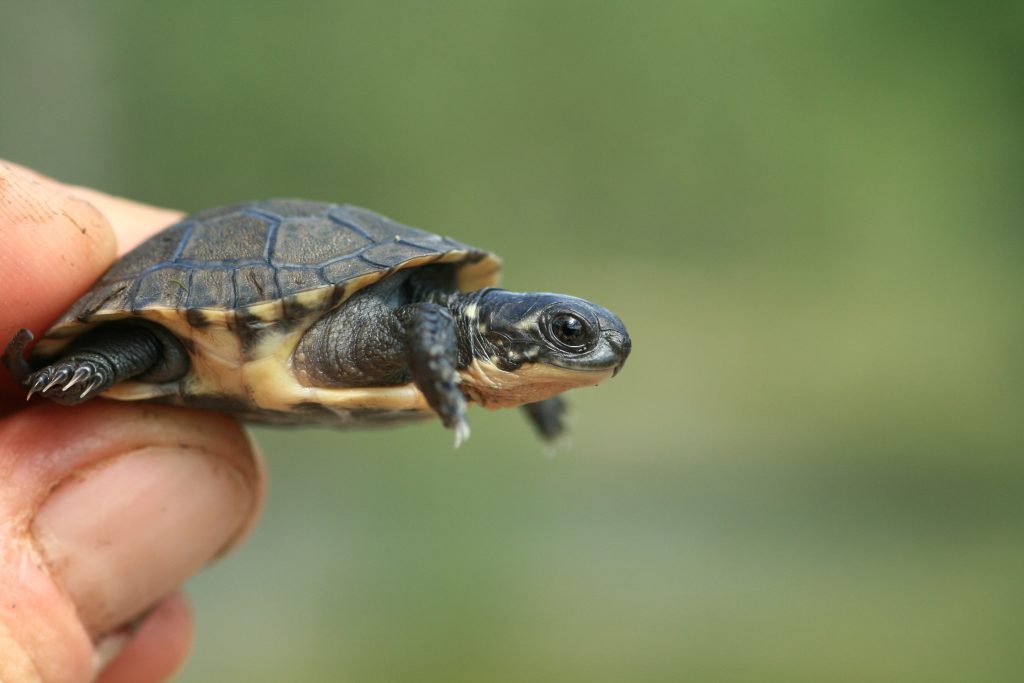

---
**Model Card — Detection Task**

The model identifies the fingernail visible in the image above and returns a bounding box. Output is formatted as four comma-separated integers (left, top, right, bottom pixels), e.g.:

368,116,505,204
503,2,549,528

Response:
31,447,254,637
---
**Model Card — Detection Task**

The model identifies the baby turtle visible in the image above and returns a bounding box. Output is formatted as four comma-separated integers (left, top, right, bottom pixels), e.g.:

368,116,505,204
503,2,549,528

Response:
3,199,630,444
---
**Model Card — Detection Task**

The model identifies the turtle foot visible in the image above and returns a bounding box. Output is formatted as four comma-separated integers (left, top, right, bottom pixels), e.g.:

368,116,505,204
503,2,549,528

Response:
26,359,112,405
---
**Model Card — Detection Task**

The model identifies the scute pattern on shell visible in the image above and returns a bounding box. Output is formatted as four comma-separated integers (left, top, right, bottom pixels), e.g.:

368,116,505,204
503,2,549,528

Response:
55,199,493,326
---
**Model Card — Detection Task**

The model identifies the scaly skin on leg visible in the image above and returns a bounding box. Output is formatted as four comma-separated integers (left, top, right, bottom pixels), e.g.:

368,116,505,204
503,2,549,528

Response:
395,303,470,445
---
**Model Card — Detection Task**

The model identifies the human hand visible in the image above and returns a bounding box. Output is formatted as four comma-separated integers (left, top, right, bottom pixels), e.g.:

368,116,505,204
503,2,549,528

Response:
0,162,264,682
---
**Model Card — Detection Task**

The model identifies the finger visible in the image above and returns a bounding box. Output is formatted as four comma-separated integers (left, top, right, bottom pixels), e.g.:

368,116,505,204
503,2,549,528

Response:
62,185,182,255
0,161,182,255
0,163,117,407
0,401,263,683
94,593,193,683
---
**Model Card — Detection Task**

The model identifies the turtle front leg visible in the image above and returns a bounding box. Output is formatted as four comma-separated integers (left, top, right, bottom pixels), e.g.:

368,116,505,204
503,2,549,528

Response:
14,324,186,405
395,303,469,446
522,396,568,442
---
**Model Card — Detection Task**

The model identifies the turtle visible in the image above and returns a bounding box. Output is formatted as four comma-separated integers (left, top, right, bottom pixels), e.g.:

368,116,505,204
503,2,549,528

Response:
3,199,631,444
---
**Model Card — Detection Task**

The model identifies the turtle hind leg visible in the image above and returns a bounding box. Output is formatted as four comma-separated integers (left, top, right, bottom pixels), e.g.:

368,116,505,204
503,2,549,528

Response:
23,323,187,405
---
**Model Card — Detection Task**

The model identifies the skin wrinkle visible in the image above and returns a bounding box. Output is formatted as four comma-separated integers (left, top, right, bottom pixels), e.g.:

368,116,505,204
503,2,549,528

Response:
0,166,61,225
0,169,109,255
0,518,92,683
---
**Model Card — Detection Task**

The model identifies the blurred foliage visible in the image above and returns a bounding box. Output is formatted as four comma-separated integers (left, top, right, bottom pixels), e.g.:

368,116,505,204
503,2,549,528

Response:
2,1,1023,681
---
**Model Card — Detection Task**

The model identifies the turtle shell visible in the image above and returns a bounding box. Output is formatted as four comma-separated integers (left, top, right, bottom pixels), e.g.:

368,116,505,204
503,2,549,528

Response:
32,199,502,421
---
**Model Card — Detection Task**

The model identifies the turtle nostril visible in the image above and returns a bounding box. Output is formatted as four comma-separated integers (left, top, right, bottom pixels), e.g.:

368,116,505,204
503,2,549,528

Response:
607,334,631,358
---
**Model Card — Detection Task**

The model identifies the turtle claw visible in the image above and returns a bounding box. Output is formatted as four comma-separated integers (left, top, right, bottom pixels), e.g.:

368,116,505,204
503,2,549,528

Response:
80,376,104,399
42,367,71,393
453,419,471,448
24,361,110,405
63,366,92,392
26,373,48,401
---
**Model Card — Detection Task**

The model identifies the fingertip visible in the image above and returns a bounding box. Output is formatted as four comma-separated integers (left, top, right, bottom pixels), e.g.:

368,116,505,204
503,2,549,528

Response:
0,159,183,255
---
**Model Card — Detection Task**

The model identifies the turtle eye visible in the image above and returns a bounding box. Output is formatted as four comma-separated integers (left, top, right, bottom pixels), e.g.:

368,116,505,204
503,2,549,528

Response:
545,312,592,352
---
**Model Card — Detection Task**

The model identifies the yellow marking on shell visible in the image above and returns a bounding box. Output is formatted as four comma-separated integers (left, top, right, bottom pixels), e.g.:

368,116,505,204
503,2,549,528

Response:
454,252,502,291
293,287,335,311
243,300,283,323
459,359,615,409
337,270,393,302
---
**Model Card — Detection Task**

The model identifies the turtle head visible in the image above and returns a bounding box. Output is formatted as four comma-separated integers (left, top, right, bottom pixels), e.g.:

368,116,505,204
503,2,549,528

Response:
455,289,631,408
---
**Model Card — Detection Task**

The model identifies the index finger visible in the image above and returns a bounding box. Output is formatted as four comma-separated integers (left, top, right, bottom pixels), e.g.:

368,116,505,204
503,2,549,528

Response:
1,161,183,254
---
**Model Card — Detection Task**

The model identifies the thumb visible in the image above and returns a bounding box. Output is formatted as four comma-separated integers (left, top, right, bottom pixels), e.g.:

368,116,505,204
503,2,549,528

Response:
0,401,262,683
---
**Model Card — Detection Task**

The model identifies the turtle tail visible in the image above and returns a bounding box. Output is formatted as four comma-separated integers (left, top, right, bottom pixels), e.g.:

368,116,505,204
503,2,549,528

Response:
3,328,34,387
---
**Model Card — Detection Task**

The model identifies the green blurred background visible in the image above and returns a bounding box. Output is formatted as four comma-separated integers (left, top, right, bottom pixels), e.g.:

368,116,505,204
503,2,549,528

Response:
3,2,1023,681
